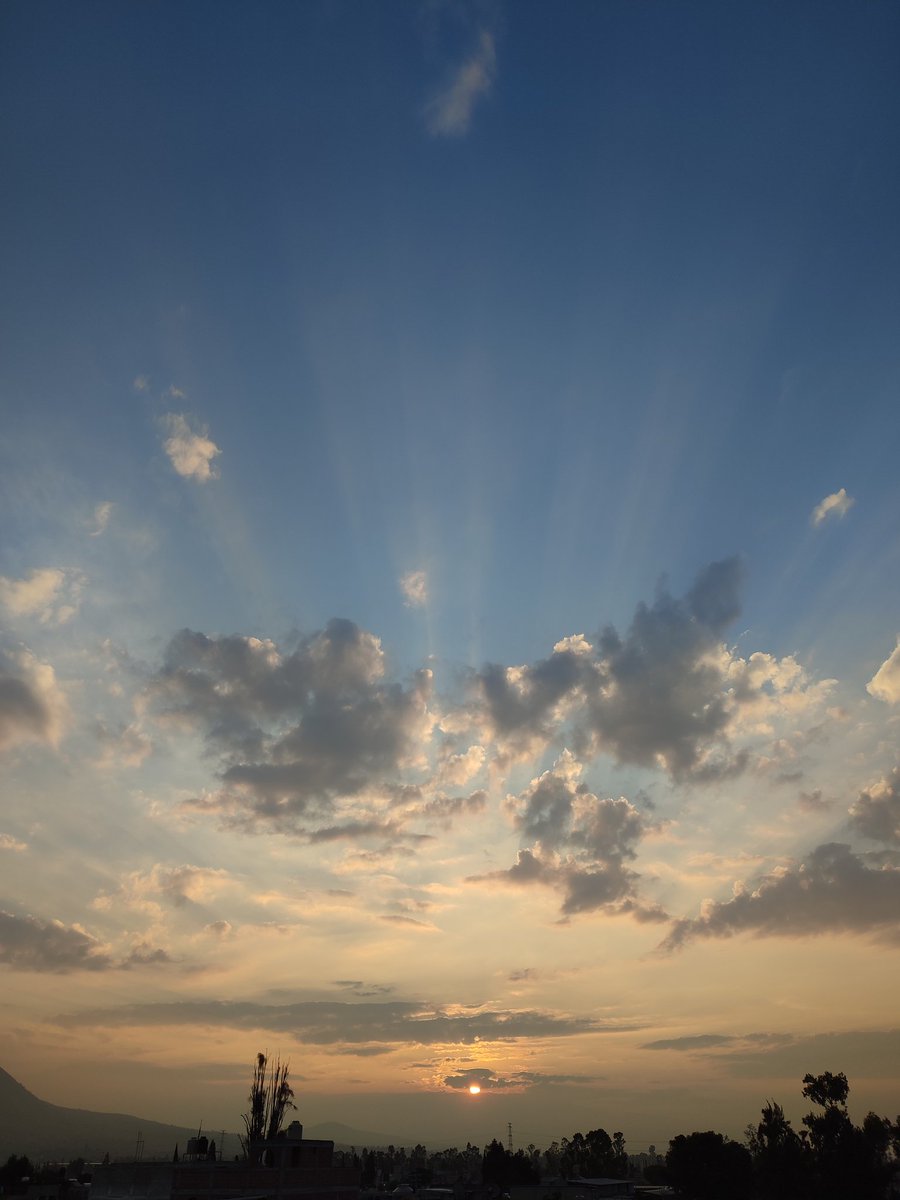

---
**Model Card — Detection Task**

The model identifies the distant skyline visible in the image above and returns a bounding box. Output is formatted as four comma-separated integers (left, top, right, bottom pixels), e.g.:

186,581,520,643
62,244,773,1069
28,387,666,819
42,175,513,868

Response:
1,0,899,1154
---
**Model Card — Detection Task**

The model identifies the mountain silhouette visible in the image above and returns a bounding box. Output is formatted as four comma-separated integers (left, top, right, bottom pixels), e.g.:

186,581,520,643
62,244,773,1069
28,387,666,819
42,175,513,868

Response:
0,1066,234,1162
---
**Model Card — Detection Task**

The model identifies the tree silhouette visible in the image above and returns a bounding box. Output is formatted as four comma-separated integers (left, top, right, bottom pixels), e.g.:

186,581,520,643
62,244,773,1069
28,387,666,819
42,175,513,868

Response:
665,1131,752,1200
240,1051,296,1163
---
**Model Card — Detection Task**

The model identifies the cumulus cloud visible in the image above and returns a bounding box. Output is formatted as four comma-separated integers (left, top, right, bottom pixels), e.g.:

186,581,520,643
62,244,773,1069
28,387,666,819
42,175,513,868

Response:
811,487,854,526
849,768,900,845
867,638,900,704
471,752,664,921
0,911,114,972
660,842,900,951
0,567,85,625
148,619,435,835
471,559,833,781
53,997,631,1044
424,30,496,137
400,569,428,608
162,413,221,482
0,833,27,852
0,647,69,752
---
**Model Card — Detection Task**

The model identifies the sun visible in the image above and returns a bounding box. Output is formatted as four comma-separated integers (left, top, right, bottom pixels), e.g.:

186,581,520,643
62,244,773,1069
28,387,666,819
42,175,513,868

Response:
468,1084,481,1095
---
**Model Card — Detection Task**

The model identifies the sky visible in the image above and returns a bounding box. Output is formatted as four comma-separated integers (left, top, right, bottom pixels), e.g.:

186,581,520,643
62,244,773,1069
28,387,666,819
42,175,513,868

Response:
1,0,899,1156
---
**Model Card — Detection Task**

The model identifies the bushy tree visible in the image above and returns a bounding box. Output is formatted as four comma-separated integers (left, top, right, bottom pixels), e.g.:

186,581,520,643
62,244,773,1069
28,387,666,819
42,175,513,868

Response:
800,1071,896,1200
746,1101,810,1200
665,1130,752,1200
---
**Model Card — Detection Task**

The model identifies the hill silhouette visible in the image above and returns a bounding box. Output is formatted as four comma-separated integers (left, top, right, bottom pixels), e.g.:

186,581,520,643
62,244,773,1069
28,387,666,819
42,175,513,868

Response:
0,1067,234,1162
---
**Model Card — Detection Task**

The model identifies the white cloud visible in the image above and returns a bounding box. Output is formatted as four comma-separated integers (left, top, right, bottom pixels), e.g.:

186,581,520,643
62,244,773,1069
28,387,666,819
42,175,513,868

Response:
424,30,495,137
811,487,854,526
89,501,113,536
0,567,84,625
162,413,221,482
400,569,428,608
132,375,150,393
0,833,27,852
867,638,900,704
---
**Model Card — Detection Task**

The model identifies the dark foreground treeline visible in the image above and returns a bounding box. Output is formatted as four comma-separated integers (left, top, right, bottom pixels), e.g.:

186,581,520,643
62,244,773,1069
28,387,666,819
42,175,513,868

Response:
2,1072,897,1200
330,1073,899,1200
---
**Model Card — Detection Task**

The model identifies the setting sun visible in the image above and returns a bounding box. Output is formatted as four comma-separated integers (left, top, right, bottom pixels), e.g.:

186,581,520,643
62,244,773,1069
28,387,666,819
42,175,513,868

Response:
468,1085,481,1096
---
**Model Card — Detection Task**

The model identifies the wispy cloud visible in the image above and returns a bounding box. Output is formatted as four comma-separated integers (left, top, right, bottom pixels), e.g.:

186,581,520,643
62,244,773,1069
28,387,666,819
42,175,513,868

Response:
89,501,114,536
162,413,221,482
399,568,428,607
811,487,854,526
424,30,496,137
0,567,85,625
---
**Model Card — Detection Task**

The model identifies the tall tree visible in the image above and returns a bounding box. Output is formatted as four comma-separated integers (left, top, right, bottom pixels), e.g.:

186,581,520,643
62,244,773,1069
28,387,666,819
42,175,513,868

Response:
240,1052,296,1162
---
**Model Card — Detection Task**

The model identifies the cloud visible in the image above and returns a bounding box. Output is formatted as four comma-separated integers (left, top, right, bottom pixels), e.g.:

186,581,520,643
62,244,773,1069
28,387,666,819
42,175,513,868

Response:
811,487,854,527
660,842,900,951
0,647,69,752
849,767,900,845
424,30,495,137
132,375,150,393
162,413,221,482
94,720,152,768
0,833,27,852
400,569,428,608
442,1066,602,1091
53,998,630,1045
867,638,900,704
148,619,435,835
642,1034,739,1051
471,751,664,921
0,911,114,972
98,863,233,913
471,559,832,782
0,567,85,625
89,501,113,536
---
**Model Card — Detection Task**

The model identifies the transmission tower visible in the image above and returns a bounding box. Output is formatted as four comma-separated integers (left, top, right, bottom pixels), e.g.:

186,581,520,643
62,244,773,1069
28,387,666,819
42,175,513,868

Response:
507,1122,513,1153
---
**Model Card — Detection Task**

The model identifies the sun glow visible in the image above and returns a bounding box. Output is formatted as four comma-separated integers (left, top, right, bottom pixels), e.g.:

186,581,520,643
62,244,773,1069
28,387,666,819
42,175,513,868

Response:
468,1084,481,1095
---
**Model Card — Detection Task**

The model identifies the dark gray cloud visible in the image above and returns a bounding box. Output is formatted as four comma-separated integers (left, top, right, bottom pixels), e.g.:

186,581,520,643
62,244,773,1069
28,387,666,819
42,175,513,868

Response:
661,842,900,951
443,1066,602,1091
724,1029,900,1080
333,980,394,998
474,559,754,780
643,1034,738,1051
149,620,433,831
53,998,636,1044
0,912,174,974
642,1028,900,1081
472,756,666,921
0,911,113,972
849,767,900,844
641,1032,792,1052
0,648,66,751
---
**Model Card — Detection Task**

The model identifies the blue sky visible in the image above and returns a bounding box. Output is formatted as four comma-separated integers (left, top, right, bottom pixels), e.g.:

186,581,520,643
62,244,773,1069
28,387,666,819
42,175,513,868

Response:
1,0,899,1152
